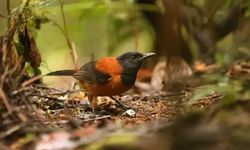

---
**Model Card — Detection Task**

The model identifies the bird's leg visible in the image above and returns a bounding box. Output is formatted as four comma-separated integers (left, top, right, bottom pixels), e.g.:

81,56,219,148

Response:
88,95,97,113
110,96,130,110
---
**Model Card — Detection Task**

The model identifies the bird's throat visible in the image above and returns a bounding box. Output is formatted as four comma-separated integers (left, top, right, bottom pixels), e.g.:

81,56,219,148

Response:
120,68,138,87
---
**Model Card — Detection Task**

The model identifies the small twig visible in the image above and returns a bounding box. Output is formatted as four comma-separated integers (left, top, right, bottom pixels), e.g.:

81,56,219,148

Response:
31,94,66,102
21,75,43,87
82,115,111,122
6,0,10,28
11,86,32,96
192,93,223,106
49,89,83,96
34,84,64,92
50,19,67,36
0,88,12,113
0,123,26,139
32,115,111,125
59,0,78,70
34,120,69,125
71,42,78,68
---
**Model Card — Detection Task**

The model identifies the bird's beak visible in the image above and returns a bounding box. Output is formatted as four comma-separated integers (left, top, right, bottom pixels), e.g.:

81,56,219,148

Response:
138,53,156,62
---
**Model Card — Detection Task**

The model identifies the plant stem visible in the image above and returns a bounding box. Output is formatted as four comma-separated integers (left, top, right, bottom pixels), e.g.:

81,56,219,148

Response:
59,0,78,70
6,0,10,28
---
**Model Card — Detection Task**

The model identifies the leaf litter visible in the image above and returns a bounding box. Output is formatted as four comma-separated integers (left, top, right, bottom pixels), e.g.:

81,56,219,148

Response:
0,78,223,150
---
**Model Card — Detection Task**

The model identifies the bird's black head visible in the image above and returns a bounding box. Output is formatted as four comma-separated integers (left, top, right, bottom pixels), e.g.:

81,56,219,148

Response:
117,51,156,86
117,52,156,70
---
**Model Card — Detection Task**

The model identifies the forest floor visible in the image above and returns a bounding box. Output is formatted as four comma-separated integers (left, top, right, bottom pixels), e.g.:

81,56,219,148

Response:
1,59,250,150
1,78,224,150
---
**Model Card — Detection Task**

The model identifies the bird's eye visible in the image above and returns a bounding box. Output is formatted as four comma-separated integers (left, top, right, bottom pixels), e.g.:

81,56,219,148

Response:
132,55,136,60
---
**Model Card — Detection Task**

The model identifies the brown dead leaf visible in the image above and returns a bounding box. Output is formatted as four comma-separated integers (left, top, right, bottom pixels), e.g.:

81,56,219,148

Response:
18,26,41,68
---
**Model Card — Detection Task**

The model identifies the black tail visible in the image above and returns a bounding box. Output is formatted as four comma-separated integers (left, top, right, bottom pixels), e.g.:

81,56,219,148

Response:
46,70,76,76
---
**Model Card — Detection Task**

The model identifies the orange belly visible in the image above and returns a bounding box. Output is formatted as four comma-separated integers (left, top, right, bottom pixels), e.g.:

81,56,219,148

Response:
80,76,132,96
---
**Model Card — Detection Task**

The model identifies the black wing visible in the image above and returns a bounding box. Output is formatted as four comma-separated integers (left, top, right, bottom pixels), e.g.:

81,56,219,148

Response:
73,61,111,84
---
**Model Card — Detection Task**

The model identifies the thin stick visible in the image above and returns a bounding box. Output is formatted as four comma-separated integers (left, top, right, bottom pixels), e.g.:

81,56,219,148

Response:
59,0,78,70
82,115,111,122
71,42,78,68
0,123,26,139
0,88,12,113
21,75,43,87
6,0,10,28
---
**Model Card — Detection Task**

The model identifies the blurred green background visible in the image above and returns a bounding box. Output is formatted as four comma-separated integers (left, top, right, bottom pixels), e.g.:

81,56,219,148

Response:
0,0,154,88
1,0,250,91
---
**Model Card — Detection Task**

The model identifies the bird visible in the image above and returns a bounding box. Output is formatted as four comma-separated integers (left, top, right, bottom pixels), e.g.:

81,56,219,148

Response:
47,51,156,112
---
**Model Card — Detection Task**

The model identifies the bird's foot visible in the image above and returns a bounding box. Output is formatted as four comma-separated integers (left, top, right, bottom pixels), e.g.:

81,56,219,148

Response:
110,96,131,110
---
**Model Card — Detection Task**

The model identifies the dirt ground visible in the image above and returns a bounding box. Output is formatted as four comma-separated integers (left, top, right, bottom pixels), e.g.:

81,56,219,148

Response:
0,81,225,150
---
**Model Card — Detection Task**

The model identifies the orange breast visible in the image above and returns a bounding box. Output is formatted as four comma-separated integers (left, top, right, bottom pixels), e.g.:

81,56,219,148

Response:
80,75,132,96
